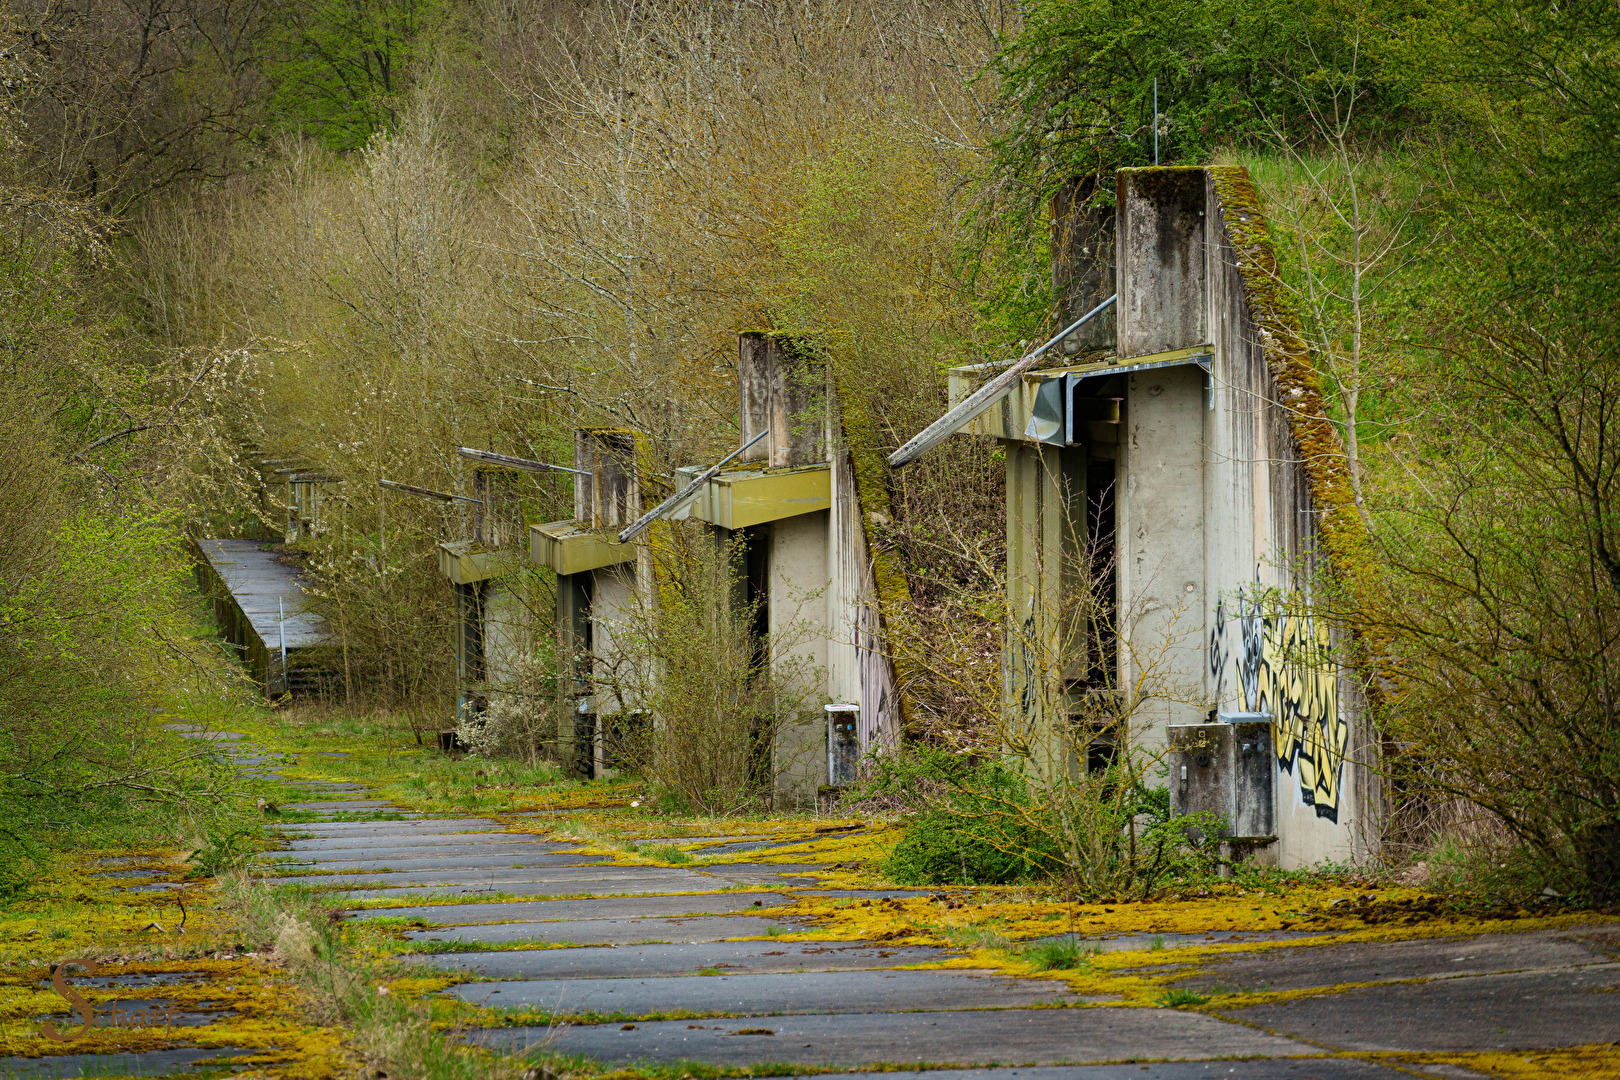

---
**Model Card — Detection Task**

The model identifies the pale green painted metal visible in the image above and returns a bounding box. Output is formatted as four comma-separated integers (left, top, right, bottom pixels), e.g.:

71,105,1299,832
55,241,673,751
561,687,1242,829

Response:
529,520,634,576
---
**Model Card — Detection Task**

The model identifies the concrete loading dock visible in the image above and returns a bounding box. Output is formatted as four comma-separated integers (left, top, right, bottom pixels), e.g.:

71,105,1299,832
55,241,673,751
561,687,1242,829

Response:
195,538,327,697
928,166,1374,868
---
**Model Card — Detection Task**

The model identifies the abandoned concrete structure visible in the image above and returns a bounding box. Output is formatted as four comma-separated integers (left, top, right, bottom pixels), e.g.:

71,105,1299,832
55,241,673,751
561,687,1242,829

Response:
525,346,904,800
195,538,326,697
528,429,644,777
918,166,1375,868
664,334,902,803
436,463,535,729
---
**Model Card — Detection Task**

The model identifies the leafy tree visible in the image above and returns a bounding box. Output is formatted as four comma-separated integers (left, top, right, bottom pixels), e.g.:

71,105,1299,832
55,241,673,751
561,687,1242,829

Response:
984,0,1419,211
265,0,443,152
1354,0,1620,900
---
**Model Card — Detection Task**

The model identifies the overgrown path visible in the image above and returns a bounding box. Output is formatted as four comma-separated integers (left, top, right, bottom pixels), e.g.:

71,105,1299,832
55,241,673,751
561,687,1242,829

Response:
6,725,1620,1080
253,735,1620,1079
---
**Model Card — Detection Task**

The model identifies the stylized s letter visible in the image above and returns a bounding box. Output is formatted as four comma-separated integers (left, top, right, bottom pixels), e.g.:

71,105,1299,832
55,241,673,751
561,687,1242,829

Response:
41,958,98,1041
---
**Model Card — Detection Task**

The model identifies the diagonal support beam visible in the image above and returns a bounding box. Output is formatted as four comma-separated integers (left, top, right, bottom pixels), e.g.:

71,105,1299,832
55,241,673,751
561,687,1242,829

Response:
456,447,590,476
379,478,483,504
618,429,769,544
888,294,1117,468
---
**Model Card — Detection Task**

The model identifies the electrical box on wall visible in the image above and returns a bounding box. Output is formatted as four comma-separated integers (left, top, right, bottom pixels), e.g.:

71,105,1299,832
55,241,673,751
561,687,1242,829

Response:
826,704,859,786
1168,716,1276,841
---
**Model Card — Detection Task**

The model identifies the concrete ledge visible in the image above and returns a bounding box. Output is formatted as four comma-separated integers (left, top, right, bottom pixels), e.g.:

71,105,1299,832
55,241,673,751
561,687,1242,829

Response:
672,463,831,530
438,540,506,584
529,520,634,575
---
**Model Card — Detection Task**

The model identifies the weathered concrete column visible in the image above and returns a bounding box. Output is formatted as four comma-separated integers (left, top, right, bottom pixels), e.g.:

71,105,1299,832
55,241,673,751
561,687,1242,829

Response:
1052,176,1116,355
1004,442,1090,780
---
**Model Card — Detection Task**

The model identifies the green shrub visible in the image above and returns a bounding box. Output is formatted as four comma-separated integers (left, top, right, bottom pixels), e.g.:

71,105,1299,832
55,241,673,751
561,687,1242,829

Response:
1156,988,1210,1008
885,806,1057,885
876,753,1063,886
187,827,265,878
1021,937,1095,970
0,830,42,900
868,746,1224,892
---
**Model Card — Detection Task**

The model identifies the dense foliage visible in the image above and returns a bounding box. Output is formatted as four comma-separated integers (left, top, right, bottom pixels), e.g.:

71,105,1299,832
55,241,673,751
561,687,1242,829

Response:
3,0,1620,900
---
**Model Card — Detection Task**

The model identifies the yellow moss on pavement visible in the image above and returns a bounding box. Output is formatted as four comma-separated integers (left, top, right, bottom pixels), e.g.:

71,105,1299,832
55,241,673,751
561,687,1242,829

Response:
1381,1045,1620,1080
0,852,353,1079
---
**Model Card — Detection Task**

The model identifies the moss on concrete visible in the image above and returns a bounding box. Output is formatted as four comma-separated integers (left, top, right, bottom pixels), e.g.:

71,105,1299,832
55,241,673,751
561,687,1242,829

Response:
1208,166,1373,589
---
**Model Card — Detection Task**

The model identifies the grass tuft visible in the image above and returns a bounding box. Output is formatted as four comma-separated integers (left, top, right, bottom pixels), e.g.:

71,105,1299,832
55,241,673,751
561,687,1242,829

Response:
1155,987,1210,1008
1020,937,1095,970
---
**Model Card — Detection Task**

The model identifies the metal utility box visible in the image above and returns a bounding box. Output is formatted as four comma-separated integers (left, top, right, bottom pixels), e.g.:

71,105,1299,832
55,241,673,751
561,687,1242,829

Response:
826,704,859,786
1167,717,1275,841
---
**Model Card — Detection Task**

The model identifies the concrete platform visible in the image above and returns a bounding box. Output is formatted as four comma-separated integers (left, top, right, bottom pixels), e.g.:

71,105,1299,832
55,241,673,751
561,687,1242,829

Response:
347,893,789,923
1168,925,1615,992
333,877,732,900
198,540,324,646
272,866,721,889
445,968,1085,1016
407,915,795,946
410,940,954,978
1219,962,1620,1051
782,1064,1420,1080
266,852,608,874
470,1007,1318,1066
0,1048,258,1079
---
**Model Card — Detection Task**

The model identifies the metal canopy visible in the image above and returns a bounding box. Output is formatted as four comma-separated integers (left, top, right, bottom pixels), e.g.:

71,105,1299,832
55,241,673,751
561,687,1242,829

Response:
1067,347,1212,384
1026,346,1214,446
888,294,1117,468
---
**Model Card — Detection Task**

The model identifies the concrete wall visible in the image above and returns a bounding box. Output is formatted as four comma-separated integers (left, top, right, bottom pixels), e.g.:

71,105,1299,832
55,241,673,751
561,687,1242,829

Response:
1010,166,1374,868
589,563,639,715
830,448,902,754
1116,170,1209,358
1198,173,1370,865
1115,361,1208,745
769,510,832,805
1051,177,1116,355
739,334,829,468
482,580,531,694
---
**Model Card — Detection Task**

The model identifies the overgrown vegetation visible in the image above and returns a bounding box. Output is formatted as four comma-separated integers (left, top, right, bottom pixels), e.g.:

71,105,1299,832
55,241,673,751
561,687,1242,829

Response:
3,0,1620,909
601,529,825,813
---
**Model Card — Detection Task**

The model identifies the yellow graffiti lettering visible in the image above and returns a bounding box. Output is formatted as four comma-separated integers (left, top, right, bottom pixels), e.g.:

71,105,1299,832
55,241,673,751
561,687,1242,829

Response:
1230,600,1345,823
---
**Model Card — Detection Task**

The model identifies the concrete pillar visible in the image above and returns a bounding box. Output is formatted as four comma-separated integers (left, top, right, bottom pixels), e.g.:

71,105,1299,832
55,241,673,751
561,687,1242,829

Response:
554,571,593,777
768,509,831,805
453,580,486,726
1115,168,1209,357
739,334,829,467
1052,176,1117,355
1004,442,1090,780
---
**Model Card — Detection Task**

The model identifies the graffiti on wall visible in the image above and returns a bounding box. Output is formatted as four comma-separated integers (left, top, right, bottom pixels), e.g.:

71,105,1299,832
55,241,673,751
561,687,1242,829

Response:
1209,585,1348,823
